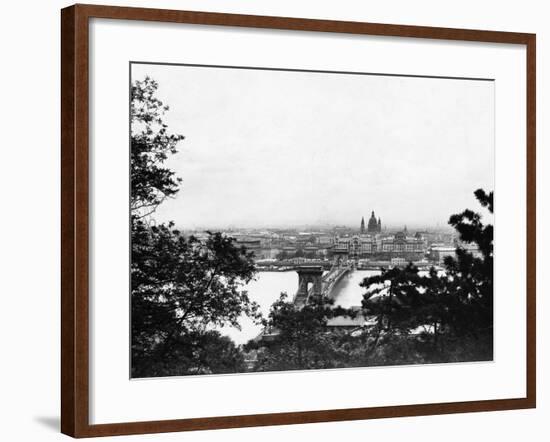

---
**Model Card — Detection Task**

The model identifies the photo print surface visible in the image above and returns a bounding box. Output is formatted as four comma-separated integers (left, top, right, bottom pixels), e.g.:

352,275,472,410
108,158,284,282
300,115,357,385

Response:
130,62,494,378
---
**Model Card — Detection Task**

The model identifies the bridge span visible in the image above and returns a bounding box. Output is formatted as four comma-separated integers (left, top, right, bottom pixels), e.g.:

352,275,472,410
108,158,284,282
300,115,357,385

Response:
292,263,352,308
257,263,355,342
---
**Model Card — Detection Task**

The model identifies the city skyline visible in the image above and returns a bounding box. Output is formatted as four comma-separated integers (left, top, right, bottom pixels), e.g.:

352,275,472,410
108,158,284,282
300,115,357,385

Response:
174,217,456,232
131,63,494,229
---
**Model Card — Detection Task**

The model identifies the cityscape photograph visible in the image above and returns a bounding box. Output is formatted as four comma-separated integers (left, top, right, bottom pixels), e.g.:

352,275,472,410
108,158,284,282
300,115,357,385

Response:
130,62,494,378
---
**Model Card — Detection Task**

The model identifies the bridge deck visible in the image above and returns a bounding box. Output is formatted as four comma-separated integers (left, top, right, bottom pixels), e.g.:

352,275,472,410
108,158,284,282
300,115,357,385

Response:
293,265,351,307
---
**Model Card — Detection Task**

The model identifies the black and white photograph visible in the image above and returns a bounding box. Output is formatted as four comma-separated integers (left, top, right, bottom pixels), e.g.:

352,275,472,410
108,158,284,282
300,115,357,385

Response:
0,0,543,439
130,62,494,378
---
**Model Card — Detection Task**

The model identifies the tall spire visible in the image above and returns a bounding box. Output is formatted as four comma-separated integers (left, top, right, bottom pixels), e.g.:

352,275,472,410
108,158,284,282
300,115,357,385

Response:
360,216,365,234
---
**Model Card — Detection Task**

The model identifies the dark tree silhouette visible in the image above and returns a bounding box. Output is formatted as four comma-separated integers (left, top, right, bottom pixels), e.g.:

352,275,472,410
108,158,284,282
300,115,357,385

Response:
360,189,494,363
130,77,260,377
245,293,358,372
443,188,493,337
131,77,184,219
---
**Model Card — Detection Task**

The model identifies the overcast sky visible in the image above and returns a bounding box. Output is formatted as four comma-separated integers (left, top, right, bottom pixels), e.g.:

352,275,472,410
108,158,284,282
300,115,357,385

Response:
132,63,494,230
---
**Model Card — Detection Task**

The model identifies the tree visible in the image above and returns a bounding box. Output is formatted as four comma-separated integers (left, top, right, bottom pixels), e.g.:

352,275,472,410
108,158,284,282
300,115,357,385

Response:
136,330,247,377
245,293,357,372
131,77,184,220
443,189,493,337
360,263,424,333
130,77,261,377
132,225,261,376
360,189,494,363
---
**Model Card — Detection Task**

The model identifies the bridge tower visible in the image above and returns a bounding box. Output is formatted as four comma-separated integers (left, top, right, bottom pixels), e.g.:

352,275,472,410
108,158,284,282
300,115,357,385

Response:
295,266,324,304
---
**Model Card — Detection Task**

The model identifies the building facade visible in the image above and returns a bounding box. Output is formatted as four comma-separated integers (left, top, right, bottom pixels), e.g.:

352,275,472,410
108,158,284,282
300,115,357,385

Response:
331,228,427,260
379,230,426,254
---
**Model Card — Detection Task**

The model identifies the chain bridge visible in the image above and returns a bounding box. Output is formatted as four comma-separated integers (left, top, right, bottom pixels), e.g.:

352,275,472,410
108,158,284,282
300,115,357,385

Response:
292,262,352,308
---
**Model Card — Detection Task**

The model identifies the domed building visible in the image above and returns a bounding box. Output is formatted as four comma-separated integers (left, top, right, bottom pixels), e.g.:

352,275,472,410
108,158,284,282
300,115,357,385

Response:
366,211,382,234
380,226,427,258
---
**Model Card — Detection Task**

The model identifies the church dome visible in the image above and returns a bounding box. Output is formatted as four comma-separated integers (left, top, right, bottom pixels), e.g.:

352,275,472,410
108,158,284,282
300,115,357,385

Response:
367,211,380,233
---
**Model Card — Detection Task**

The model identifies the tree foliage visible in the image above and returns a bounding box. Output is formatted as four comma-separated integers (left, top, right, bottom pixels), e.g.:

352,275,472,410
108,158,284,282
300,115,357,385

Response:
131,77,184,219
360,189,494,363
135,330,248,377
245,294,360,372
130,77,260,377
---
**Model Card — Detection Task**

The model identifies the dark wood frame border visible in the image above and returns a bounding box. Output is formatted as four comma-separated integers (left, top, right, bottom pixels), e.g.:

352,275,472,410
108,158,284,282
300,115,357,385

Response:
61,3,536,438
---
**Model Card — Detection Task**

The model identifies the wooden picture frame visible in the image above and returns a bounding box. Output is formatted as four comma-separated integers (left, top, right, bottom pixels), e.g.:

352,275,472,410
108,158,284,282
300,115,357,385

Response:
61,3,536,438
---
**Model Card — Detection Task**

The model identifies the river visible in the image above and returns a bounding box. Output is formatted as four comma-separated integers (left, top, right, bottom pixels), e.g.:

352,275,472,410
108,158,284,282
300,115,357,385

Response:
219,269,380,344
